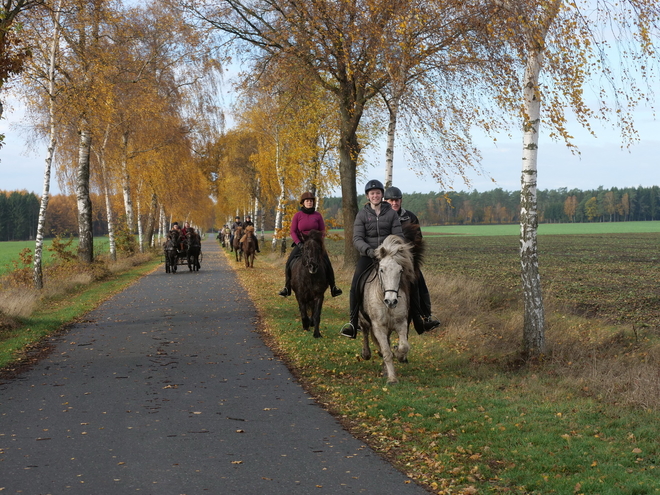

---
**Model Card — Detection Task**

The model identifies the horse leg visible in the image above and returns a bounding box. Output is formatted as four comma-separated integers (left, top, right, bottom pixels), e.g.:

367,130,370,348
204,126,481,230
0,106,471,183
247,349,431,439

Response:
394,322,410,363
371,325,397,384
360,319,372,361
312,296,324,339
297,299,310,332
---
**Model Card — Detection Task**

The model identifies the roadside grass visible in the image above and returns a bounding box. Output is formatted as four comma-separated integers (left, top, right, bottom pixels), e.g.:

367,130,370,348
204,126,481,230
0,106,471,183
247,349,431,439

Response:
224,240,660,494
0,237,111,277
0,251,160,370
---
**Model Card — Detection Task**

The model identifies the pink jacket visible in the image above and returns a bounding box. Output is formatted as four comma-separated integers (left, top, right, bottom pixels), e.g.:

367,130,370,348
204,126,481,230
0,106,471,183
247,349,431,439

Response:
290,210,325,245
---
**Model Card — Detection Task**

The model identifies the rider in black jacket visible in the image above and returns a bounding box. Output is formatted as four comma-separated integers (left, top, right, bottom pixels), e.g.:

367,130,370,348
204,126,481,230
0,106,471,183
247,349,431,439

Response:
384,186,441,333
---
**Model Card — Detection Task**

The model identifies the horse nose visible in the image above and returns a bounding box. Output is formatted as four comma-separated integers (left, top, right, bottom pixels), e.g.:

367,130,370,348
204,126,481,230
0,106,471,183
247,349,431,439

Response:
383,296,398,309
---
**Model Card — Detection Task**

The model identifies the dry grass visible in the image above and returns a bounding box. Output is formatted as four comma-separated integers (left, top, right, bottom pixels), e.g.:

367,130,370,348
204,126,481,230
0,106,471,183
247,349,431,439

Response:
424,271,660,410
0,251,157,321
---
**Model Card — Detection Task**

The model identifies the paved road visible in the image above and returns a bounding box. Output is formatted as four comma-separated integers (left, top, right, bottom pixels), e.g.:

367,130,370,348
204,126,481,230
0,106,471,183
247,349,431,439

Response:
0,240,429,494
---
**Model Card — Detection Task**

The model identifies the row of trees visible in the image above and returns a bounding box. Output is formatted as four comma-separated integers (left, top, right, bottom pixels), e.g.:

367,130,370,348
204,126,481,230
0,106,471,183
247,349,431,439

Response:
3,0,659,356
322,186,660,226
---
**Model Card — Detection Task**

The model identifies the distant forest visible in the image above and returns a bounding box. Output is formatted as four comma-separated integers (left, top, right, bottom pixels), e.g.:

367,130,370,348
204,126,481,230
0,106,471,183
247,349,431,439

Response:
2,185,659,241
321,185,660,226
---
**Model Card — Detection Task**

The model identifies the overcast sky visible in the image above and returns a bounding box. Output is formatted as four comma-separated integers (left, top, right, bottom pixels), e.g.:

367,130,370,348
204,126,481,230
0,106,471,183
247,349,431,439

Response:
2,97,658,197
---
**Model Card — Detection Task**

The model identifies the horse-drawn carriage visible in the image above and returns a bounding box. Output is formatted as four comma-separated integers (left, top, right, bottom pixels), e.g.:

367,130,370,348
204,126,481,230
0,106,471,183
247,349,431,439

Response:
164,228,202,273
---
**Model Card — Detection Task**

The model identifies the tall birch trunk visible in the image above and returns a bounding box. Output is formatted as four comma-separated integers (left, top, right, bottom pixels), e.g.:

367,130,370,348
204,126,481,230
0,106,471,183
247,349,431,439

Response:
76,127,94,263
520,48,545,358
272,132,287,253
120,131,134,233
384,95,400,189
95,128,116,260
98,154,116,261
144,193,157,252
136,194,143,252
34,2,62,289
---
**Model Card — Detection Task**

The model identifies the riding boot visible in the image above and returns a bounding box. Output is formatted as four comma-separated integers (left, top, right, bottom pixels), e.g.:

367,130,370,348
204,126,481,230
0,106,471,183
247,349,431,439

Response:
255,238,260,253
324,253,342,297
419,279,440,331
409,279,426,335
339,289,358,338
278,263,292,297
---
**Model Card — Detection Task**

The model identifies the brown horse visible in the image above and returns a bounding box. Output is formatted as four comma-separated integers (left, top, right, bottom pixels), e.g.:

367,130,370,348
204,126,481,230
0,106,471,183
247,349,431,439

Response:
186,229,202,271
240,226,257,268
163,230,179,273
290,229,328,338
232,226,243,262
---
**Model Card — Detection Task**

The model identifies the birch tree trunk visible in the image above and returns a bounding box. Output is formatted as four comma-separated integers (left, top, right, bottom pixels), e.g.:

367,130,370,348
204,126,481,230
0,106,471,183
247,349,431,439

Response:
144,193,157,252
120,131,135,233
34,1,62,289
520,48,545,358
76,127,94,263
101,162,116,260
95,127,116,260
136,194,143,252
272,132,287,253
384,95,400,189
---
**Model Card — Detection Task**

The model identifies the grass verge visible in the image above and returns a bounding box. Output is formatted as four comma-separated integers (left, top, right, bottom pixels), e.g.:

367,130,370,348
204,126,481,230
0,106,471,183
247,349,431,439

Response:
224,245,660,495
0,254,161,372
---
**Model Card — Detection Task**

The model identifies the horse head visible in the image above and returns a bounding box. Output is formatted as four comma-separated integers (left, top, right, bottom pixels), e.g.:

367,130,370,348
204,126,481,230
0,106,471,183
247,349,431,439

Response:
375,236,415,309
301,229,324,274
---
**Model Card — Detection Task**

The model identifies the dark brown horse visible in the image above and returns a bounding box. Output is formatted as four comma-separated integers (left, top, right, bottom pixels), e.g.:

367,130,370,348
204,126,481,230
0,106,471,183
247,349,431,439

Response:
163,230,179,273
186,229,201,271
240,226,257,268
290,229,328,338
232,226,243,262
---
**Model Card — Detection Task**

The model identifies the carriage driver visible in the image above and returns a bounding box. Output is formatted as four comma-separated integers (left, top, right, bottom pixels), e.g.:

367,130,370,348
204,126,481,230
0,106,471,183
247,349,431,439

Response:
384,186,441,333
277,192,343,298
339,179,405,339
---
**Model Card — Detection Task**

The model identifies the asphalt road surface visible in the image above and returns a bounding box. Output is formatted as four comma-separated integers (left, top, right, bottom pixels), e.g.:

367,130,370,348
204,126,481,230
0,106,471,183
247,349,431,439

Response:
0,240,430,494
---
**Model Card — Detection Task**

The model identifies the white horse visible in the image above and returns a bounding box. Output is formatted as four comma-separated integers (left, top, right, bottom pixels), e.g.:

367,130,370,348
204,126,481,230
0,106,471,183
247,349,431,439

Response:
359,235,417,384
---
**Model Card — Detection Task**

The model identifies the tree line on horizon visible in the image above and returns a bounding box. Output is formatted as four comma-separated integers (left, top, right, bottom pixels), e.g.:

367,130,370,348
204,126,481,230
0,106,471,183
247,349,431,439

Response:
3,184,658,241
321,185,660,227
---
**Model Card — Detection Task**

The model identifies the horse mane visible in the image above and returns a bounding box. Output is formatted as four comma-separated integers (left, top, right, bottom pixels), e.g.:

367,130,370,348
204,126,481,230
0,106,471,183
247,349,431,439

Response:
245,225,255,234
376,235,416,285
303,229,326,254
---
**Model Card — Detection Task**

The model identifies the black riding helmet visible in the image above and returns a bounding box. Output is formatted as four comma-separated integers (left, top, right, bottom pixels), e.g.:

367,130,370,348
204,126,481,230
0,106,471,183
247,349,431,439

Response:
364,179,384,194
384,186,402,200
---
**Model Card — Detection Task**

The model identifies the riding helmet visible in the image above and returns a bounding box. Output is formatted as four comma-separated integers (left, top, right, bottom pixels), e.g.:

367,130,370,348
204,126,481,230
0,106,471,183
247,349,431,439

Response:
300,191,316,204
384,186,402,200
364,179,384,194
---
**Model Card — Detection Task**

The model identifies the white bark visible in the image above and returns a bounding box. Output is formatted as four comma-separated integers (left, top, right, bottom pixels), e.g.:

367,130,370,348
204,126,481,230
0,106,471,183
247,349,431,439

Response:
76,127,94,263
120,131,134,232
520,48,545,357
137,194,143,252
384,96,400,189
272,131,287,252
95,127,116,260
33,1,62,289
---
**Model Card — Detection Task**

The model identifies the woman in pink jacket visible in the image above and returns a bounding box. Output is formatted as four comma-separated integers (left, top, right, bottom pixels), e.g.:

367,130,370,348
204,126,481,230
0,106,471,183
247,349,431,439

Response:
278,192,342,298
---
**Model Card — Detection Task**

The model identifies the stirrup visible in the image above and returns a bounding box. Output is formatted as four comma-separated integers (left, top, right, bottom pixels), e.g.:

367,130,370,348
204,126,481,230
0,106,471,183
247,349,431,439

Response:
422,315,441,331
339,322,357,339
278,286,291,297
330,286,343,297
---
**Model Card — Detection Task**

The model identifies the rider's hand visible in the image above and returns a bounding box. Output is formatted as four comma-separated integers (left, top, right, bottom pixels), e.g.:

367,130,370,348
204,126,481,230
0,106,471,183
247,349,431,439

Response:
366,248,376,259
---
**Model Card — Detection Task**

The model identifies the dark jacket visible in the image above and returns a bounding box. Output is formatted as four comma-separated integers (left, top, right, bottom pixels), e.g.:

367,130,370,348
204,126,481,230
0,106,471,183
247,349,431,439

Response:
353,201,403,256
398,207,422,242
